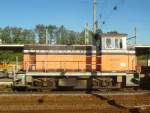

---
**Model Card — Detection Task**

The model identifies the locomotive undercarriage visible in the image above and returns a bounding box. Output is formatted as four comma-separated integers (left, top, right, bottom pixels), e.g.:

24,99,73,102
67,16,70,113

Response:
31,77,116,90
13,74,129,91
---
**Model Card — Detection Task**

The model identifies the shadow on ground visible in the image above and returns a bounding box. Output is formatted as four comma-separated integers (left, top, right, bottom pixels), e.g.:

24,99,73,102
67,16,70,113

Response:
91,93,126,109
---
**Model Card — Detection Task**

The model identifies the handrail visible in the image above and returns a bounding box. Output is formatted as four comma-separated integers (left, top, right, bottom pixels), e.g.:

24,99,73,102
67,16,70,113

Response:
24,61,101,72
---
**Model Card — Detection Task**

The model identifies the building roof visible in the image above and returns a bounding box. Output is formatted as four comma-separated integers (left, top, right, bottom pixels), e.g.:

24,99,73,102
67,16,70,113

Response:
0,44,24,48
135,45,150,48
24,44,96,50
0,44,24,51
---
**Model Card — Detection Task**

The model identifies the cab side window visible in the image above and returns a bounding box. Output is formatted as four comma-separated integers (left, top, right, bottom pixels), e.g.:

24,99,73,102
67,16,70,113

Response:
119,39,123,49
115,39,119,48
106,38,112,48
115,38,123,49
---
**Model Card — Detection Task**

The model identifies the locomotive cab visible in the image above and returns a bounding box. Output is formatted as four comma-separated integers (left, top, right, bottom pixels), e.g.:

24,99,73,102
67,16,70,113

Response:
94,33,139,88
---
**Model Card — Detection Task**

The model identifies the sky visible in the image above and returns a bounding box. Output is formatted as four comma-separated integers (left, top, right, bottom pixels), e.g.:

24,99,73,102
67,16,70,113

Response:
0,0,149,44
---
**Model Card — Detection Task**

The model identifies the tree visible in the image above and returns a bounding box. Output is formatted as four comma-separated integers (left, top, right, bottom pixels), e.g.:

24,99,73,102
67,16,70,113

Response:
58,25,67,44
20,29,36,44
0,51,13,64
0,27,11,44
0,24,97,45
35,24,46,44
0,26,36,44
78,31,85,45
68,31,77,44
96,28,102,34
47,25,57,44
0,50,23,64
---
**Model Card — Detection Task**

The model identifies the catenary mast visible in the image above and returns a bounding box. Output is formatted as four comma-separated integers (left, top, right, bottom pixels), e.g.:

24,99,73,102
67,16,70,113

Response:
93,0,97,34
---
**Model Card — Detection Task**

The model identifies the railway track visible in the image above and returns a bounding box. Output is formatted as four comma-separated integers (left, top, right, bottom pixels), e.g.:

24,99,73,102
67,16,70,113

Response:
0,91,149,113
0,91,150,113
0,90,149,96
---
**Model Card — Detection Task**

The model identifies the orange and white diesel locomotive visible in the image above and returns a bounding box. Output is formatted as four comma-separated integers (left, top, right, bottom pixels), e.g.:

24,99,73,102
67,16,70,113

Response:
14,33,139,90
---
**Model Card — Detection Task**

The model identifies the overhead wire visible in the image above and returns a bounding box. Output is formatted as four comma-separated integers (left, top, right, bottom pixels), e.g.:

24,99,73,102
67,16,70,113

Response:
79,0,106,31
79,0,126,31
97,0,115,29
99,0,126,29
98,0,108,29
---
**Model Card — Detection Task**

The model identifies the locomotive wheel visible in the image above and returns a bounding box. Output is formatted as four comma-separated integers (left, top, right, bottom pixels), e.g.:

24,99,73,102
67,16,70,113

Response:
94,77,113,89
33,80,43,87
92,79,100,89
47,79,56,89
